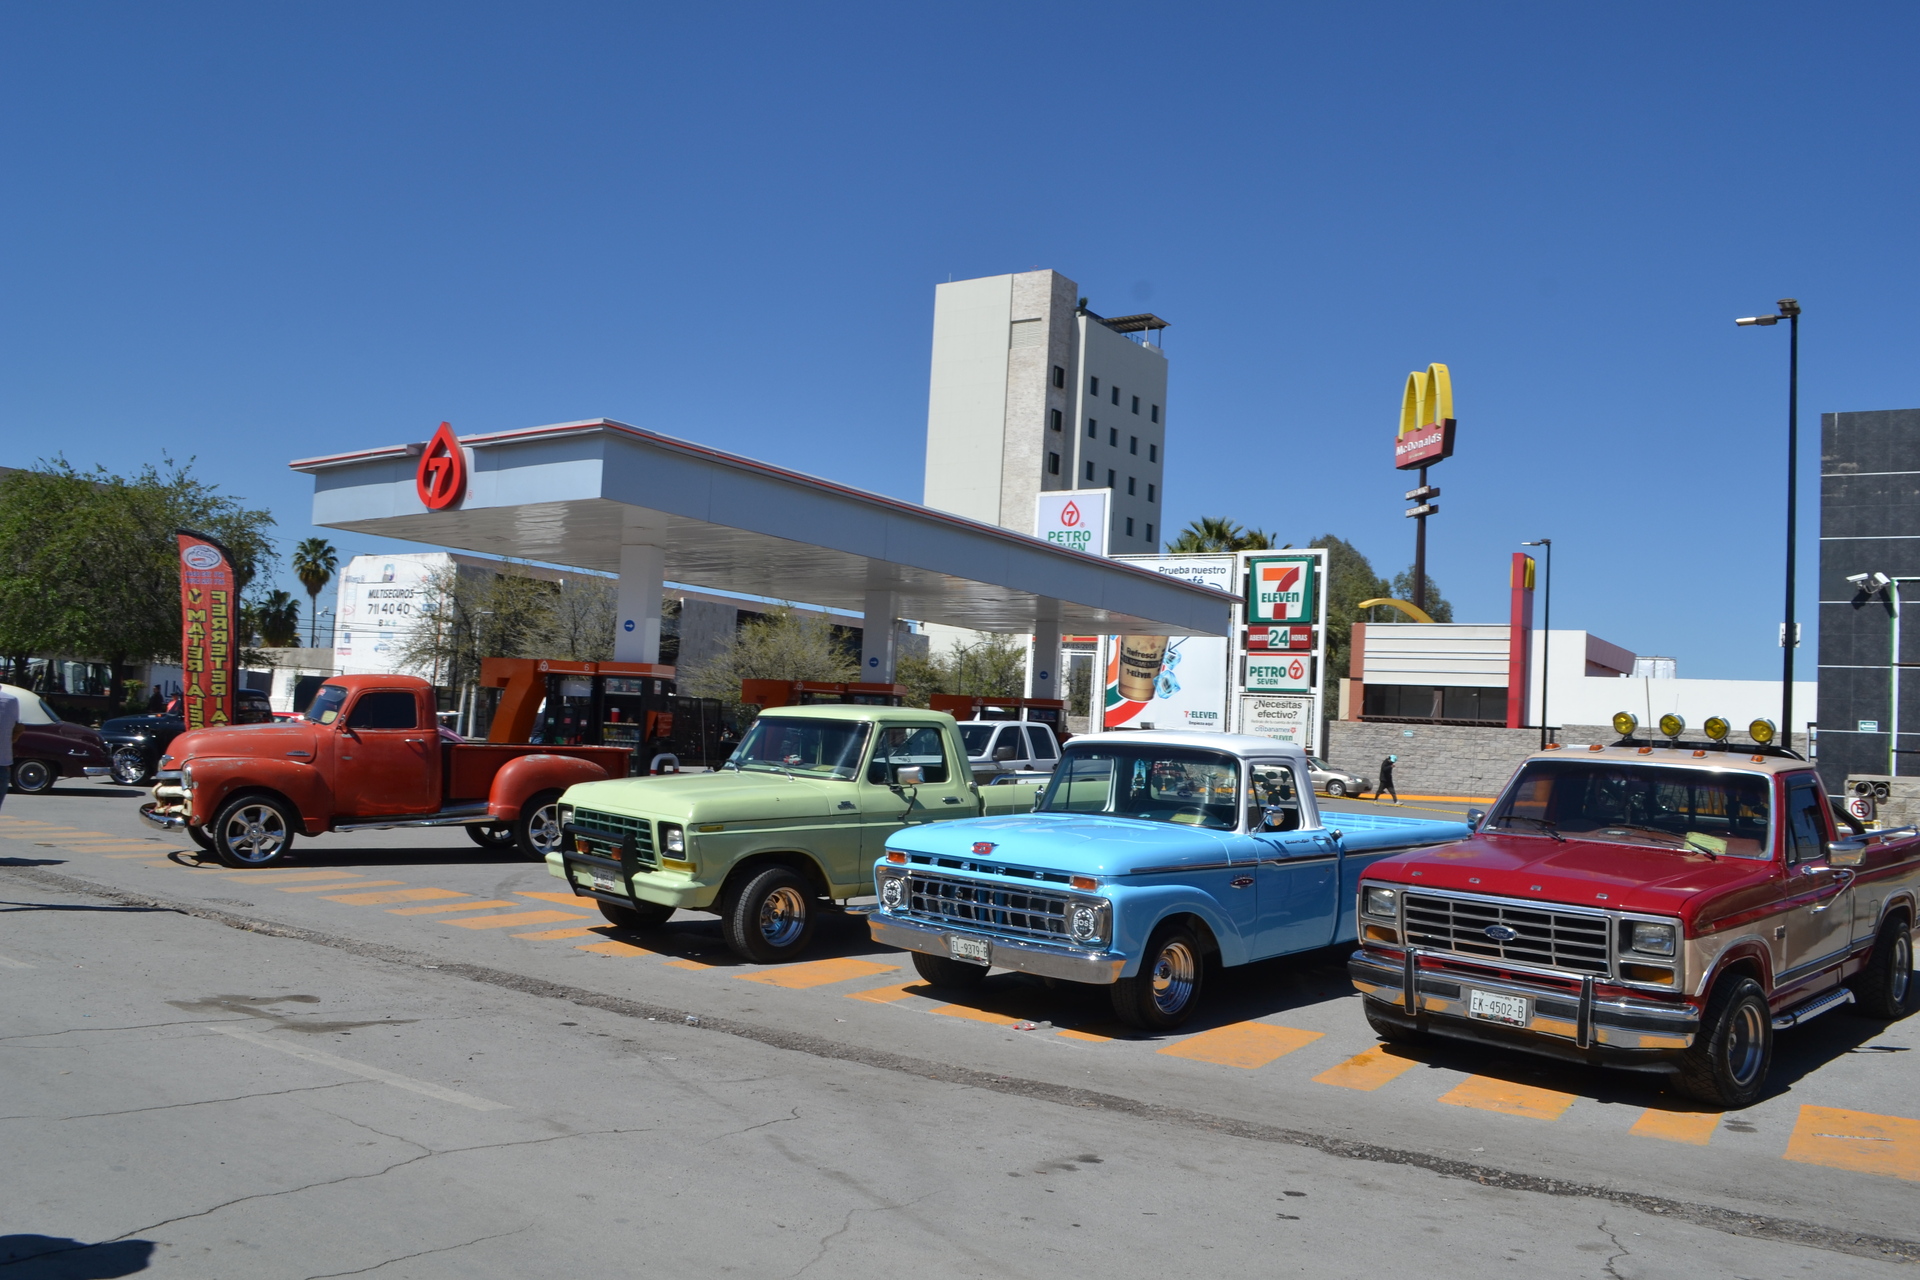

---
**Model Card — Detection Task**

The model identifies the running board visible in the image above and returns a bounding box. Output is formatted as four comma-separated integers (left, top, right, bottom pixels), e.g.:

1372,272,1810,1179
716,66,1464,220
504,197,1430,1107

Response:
334,807,492,833
1772,986,1855,1030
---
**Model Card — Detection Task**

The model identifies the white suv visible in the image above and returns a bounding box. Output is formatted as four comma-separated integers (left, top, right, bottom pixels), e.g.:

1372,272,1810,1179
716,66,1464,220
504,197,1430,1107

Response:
958,720,1061,781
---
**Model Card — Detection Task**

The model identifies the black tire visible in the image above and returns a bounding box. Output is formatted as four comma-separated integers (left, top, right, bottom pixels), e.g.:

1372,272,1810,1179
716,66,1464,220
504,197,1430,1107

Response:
187,823,215,852
10,760,55,795
466,824,517,850
1852,914,1914,1020
110,745,152,787
911,950,991,991
1675,976,1772,1109
721,865,818,963
512,790,564,862
1364,1000,1427,1044
598,897,674,930
209,794,299,869
1110,922,1206,1030
1325,779,1347,798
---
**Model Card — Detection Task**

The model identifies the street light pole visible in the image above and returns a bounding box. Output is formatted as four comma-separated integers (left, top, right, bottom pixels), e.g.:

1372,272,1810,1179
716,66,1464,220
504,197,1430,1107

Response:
1523,539,1552,748
1737,297,1802,747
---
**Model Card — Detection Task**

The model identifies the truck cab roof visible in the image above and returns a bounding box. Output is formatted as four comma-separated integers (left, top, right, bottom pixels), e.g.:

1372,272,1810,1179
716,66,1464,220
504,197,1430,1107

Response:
1062,729,1307,761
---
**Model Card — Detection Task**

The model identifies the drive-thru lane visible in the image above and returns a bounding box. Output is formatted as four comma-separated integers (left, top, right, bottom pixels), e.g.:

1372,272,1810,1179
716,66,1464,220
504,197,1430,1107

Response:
3,783,1917,1272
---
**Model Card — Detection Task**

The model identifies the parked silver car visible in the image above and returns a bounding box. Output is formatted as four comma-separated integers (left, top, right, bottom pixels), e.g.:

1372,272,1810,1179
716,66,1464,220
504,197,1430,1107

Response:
1306,755,1370,797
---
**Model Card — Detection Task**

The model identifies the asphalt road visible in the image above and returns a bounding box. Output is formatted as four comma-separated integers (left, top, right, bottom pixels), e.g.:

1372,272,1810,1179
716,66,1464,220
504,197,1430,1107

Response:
3,781,1918,1278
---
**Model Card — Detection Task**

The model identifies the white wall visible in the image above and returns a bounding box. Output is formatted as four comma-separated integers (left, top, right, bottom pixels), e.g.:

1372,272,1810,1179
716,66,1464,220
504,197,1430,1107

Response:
1359,623,1511,688
1527,629,1814,730
923,274,1014,523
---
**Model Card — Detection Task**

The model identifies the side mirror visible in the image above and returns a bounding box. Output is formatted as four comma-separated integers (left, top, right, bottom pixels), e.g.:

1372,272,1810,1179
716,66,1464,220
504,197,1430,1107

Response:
993,744,1018,762
1465,808,1486,831
895,766,924,787
1829,843,1866,867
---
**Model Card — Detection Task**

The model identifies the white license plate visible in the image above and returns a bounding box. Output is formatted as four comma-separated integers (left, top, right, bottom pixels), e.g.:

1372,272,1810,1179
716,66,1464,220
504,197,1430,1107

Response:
946,935,991,966
1468,989,1529,1027
590,867,623,895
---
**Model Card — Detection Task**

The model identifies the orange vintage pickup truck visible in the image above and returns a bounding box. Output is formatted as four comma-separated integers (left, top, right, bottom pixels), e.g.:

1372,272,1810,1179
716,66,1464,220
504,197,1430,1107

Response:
139,674,627,868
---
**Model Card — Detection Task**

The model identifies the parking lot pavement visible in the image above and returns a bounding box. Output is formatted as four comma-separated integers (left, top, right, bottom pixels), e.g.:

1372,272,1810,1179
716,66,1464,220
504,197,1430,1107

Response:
4,784,1919,1269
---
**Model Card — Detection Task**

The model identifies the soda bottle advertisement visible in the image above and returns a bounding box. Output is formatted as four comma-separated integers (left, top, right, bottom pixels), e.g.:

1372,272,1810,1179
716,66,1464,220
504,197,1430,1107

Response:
1100,633,1229,733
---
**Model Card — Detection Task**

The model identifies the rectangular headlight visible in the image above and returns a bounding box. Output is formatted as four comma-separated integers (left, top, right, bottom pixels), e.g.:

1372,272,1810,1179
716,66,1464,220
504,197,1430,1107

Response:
1630,922,1676,956
1362,885,1398,918
558,803,573,828
661,823,686,855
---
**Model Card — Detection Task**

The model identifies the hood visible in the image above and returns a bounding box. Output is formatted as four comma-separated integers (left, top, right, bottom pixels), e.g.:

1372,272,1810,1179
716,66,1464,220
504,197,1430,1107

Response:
1365,832,1780,923
885,812,1241,878
561,768,849,822
167,721,319,763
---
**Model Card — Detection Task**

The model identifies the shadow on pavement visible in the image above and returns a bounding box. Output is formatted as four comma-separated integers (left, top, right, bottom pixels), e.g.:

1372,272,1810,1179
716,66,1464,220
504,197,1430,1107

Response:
0,1235,154,1278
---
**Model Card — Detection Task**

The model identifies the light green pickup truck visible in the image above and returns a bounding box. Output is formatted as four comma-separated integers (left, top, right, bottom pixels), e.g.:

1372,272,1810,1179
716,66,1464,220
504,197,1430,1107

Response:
546,704,1043,962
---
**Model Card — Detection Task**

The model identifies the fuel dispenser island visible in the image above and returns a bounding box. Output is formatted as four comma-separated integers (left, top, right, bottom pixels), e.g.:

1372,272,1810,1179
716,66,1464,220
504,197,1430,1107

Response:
479,658,735,774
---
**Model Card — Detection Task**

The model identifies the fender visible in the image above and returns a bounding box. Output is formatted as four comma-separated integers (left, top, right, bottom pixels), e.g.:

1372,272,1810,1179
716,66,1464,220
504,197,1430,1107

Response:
187,757,331,833
1109,884,1252,975
1696,936,1775,1001
488,753,614,822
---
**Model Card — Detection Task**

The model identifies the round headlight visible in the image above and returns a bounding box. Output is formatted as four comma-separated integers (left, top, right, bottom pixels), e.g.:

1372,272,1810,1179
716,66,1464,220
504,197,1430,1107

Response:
1749,718,1776,746
1362,885,1398,918
1658,713,1685,739
1069,904,1099,942
879,876,905,908
1703,716,1730,742
1612,711,1638,738
1630,922,1677,956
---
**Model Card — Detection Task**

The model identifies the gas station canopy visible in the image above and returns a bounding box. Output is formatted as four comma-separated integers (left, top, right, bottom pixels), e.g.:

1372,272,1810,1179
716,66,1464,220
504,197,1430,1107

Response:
291,418,1231,638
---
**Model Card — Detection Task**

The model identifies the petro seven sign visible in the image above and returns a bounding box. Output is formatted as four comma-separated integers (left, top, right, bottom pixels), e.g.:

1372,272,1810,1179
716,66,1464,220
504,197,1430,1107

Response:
416,421,468,510
1034,489,1111,556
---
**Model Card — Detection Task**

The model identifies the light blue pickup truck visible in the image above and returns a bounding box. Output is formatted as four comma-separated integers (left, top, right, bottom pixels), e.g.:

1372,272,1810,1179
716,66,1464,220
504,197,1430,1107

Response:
869,730,1471,1029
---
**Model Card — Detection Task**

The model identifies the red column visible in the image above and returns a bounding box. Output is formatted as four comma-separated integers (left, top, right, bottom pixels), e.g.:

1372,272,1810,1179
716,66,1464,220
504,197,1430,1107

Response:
1507,553,1536,728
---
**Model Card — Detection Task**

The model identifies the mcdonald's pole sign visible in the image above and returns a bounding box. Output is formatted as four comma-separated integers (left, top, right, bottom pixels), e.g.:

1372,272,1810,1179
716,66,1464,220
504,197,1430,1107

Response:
1395,363,1456,469
176,529,238,730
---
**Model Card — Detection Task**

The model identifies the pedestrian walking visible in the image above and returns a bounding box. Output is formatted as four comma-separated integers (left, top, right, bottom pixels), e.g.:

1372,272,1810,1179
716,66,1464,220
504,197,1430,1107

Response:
0,684,19,813
1377,754,1400,805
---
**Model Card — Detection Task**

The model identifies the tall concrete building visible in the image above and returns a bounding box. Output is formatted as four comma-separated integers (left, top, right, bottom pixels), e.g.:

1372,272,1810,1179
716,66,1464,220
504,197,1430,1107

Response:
922,269,1169,551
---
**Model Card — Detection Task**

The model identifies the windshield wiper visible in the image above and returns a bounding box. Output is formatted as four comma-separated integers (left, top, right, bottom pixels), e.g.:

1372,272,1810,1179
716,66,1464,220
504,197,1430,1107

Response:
1598,823,1717,858
1493,815,1564,842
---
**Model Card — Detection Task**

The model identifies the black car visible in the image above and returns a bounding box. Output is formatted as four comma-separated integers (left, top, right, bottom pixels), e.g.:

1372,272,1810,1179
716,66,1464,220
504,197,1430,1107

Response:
102,689,274,785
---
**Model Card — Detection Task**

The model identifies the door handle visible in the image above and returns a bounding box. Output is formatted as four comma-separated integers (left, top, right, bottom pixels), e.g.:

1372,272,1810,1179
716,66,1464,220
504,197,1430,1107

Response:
1229,876,1254,889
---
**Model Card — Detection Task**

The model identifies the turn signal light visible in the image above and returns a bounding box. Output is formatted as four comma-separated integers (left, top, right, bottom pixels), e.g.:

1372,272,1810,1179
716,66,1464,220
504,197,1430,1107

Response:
1071,875,1098,891
885,851,906,864
1588,744,1605,752
1693,750,1707,758
1637,746,1653,754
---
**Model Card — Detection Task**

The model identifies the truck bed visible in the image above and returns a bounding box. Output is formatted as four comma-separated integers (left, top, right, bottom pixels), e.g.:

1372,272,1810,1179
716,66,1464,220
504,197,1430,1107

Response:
1320,807,1470,853
445,743,632,802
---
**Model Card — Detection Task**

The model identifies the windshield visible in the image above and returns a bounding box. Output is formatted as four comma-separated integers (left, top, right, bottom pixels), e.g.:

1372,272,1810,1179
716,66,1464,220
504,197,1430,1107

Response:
1488,760,1773,858
1037,745,1241,831
305,684,348,726
727,716,870,779
959,725,995,756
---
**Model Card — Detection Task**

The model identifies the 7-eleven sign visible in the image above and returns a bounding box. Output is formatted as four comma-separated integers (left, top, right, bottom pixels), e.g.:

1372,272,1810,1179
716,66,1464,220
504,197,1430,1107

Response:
1248,555,1315,624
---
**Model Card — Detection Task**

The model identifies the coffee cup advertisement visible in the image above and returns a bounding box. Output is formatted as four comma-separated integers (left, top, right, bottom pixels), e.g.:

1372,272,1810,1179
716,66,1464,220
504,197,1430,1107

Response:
1100,633,1227,733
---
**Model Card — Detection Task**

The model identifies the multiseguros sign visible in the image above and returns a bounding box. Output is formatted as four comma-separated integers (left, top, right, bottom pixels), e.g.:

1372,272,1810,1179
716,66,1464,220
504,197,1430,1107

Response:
1034,489,1111,556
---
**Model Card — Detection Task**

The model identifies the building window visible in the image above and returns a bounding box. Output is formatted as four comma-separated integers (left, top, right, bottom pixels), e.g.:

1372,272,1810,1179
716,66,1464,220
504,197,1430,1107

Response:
1127,477,1136,495
1147,483,1156,503
1087,417,1097,438
1107,469,1115,488
1151,404,1160,423
1145,522,1153,543
1109,427,1118,447
1111,386,1120,405
1131,395,1140,414
1129,436,1138,454
1084,460,1094,481
1050,409,1062,431
1126,517,1135,537
1149,443,1158,462
1047,452,1060,476
1053,365,1065,389
1089,376,1099,395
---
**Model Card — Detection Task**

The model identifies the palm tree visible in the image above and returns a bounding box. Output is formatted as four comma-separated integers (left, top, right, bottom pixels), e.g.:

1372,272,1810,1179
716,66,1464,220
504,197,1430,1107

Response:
254,590,302,648
1164,517,1278,553
292,538,338,648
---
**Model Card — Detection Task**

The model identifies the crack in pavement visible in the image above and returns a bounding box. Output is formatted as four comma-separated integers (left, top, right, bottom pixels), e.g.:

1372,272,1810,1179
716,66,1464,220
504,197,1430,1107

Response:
0,1079,360,1123
790,1190,937,1279
0,1017,235,1043
10,862,1920,1266
1599,1218,1631,1280
709,1105,801,1143
299,1225,533,1279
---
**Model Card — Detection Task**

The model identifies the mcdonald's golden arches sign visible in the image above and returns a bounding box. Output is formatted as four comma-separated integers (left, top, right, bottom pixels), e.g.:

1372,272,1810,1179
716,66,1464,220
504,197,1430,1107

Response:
1395,363,1457,470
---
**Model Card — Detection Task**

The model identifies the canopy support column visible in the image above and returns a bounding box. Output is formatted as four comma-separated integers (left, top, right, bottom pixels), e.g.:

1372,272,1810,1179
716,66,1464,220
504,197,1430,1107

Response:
861,590,900,682
1025,617,1061,701
614,543,665,663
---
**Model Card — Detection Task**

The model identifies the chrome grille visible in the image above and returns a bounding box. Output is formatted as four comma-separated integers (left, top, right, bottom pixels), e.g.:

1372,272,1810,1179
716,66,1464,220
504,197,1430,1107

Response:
1402,891,1610,976
901,870,1071,943
573,808,655,865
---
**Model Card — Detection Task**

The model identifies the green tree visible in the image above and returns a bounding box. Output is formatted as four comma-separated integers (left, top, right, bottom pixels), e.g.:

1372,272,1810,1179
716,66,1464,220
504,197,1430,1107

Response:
1164,516,1275,553
935,633,1027,698
292,538,338,648
682,606,859,706
1390,568,1455,623
249,590,302,648
0,459,276,696
1308,535,1392,681
395,561,572,690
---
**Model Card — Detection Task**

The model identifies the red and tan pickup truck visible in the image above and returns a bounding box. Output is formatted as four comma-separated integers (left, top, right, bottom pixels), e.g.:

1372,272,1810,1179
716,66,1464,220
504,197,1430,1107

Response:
139,675,627,868
1351,734,1919,1108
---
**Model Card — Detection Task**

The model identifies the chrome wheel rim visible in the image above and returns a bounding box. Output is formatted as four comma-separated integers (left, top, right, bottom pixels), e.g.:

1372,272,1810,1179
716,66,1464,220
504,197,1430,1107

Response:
111,747,147,785
1149,939,1198,1016
526,804,562,857
1893,930,1912,1004
758,886,808,948
1724,1000,1766,1087
1326,781,1345,797
14,761,49,791
222,803,288,864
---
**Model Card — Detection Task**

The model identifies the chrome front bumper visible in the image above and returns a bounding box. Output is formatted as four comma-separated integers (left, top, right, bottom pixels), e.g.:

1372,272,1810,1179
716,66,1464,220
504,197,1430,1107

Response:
870,913,1127,985
82,766,112,777
138,803,188,831
1349,949,1698,1059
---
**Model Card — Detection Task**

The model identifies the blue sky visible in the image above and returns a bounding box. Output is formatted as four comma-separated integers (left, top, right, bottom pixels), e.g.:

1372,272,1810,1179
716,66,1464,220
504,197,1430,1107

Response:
3,3,1915,679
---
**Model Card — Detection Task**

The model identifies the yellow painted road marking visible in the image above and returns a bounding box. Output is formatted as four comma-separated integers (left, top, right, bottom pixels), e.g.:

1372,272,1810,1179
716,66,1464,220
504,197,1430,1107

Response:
933,1004,1034,1028
663,957,718,970
388,899,515,915
736,958,899,989
1057,1022,1128,1042
578,939,656,957
513,926,605,940
1440,1075,1577,1121
58,842,164,851
325,888,467,905
1314,1044,1423,1091
846,983,925,1005
105,851,190,859
1784,1105,1920,1180
279,880,405,894
517,891,589,905
1631,1108,1721,1145
1156,1022,1324,1069
448,910,592,931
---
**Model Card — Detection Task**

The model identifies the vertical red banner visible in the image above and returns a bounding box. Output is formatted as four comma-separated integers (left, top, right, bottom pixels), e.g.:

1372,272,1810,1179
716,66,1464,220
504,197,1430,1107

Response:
177,530,238,731
1507,552,1536,729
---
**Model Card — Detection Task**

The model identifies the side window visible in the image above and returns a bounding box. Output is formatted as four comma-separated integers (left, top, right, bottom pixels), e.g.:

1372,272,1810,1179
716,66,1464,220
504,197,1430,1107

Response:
874,726,950,784
346,691,419,730
1026,726,1057,760
1783,779,1828,863
1249,761,1301,832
